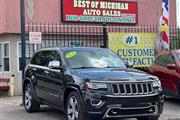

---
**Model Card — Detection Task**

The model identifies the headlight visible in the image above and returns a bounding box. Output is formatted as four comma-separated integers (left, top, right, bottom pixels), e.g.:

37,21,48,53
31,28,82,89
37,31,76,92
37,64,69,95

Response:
85,82,108,91
153,80,162,91
153,80,161,87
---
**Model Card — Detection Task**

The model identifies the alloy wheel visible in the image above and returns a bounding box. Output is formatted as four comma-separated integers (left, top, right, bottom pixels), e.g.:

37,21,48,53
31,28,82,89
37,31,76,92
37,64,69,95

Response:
25,86,32,109
67,96,79,120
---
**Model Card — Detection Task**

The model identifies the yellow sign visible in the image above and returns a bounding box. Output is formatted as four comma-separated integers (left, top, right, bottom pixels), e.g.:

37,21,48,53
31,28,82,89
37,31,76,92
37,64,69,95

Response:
66,51,77,58
108,33,158,67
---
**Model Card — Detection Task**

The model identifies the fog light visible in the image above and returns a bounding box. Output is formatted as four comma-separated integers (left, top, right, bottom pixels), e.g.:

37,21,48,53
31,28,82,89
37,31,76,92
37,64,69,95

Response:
148,107,155,113
110,110,118,115
90,99,103,107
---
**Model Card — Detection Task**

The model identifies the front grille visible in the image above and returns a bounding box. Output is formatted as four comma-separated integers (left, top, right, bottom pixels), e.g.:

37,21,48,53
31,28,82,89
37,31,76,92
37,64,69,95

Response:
111,82,153,96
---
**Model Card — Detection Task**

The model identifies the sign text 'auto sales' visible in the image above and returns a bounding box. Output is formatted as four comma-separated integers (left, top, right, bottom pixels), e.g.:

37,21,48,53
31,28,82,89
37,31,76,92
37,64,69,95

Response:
62,0,138,24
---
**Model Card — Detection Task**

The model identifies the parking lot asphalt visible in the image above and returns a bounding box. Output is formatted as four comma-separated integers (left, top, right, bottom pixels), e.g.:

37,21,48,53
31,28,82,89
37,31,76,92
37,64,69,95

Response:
1,96,180,120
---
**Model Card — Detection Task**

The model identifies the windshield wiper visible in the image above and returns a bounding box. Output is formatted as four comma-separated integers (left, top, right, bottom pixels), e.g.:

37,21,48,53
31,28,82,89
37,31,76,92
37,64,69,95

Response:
72,66,100,69
104,66,124,68
72,66,126,69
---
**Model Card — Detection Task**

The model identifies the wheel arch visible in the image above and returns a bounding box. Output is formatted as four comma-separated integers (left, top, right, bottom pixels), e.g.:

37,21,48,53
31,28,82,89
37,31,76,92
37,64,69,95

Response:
63,86,84,111
23,78,40,103
23,78,31,93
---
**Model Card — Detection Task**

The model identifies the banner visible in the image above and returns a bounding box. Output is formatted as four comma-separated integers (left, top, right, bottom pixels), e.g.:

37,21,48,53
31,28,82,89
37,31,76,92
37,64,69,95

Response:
62,0,138,24
108,33,158,67
159,0,169,50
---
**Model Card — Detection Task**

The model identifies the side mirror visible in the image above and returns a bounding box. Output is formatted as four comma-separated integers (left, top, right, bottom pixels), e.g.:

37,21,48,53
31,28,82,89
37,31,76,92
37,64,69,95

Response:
125,61,133,68
48,61,60,69
166,64,177,70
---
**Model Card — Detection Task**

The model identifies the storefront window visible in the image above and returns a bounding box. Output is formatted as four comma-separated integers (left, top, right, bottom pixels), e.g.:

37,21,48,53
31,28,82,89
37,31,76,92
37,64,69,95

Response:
0,43,10,72
3,43,10,71
18,42,35,71
0,44,2,71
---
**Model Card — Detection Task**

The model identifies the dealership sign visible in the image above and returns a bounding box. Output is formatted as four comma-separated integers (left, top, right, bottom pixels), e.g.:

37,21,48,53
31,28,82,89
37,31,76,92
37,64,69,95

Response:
108,33,158,67
62,0,138,24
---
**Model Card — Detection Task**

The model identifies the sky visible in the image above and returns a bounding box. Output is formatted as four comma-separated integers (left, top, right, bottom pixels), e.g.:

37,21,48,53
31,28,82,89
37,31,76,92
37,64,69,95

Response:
177,0,180,26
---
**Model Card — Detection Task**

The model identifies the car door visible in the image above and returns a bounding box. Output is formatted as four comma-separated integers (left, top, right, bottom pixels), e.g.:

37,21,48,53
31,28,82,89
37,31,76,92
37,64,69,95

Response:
42,50,64,106
29,51,47,99
163,53,179,94
151,54,167,79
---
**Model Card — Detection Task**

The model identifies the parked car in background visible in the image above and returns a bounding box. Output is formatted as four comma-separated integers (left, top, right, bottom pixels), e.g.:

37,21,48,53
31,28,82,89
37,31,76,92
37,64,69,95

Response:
149,49,180,98
23,47,163,120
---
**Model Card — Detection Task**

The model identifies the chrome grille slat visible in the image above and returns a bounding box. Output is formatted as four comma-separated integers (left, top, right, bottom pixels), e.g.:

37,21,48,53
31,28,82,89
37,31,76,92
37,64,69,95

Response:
132,84,137,95
141,84,144,94
123,84,127,95
143,83,148,94
135,84,138,95
111,82,153,96
146,83,149,93
129,84,133,95
150,84,153,93
137,84,143,94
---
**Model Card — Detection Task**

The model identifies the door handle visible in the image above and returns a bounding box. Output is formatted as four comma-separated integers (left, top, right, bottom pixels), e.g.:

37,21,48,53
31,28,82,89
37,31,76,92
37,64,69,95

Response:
44,71,49,74
32,68,37,71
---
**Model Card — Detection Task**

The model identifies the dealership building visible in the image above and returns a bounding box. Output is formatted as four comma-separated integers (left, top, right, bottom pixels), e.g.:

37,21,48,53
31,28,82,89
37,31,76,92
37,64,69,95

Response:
0,0,177,95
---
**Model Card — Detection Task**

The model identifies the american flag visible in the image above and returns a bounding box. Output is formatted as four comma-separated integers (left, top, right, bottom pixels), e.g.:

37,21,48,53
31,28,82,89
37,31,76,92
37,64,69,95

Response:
160,0,169,50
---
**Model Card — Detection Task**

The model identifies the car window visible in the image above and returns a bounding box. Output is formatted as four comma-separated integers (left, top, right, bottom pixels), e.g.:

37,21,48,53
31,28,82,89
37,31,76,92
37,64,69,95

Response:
159,55,167,67
154,56,161,64
63,49,126,69
30,50,61,67
155,54,168,67
166,54,176,64
43,51,61,67
30,51,42,65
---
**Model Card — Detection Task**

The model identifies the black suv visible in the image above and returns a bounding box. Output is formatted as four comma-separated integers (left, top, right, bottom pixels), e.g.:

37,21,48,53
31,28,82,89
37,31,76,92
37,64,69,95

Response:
23,47,163,120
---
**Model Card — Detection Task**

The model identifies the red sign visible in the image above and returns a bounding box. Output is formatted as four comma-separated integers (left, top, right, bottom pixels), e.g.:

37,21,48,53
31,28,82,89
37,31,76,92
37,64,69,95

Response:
62,0,138,24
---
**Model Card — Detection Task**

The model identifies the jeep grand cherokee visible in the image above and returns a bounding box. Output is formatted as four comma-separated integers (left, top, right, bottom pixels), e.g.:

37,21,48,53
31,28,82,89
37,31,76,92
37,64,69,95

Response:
23,47,164,120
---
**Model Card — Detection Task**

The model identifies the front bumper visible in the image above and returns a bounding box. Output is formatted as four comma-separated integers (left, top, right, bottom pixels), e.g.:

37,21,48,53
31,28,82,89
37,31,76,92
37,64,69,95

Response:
102,104,159,119
83,92,164,119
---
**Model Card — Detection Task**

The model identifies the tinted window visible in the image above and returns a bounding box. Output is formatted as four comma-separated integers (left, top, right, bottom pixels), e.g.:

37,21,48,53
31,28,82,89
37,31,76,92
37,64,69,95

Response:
63,49,126,69
31,50,61,67
155,56,161,64
155,54,176,67
166,54,176,64
30,51,42,65
44,51,61,67
155,54,168,67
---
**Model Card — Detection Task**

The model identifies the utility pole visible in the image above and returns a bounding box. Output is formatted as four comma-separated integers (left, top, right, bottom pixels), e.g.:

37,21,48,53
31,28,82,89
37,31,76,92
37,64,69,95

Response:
20,0,26,81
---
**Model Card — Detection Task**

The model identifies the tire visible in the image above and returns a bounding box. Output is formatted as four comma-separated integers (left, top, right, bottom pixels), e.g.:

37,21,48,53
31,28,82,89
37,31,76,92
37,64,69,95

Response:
137,115,160,120
66,91,86,120
23,84,40,113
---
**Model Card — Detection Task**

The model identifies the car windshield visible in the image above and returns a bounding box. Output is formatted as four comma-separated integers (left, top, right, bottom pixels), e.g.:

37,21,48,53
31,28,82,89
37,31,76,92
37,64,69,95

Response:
63,48,126,69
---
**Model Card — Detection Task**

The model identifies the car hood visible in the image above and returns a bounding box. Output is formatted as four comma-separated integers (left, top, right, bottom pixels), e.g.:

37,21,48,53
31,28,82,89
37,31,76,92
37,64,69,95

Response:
70,68,156,81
